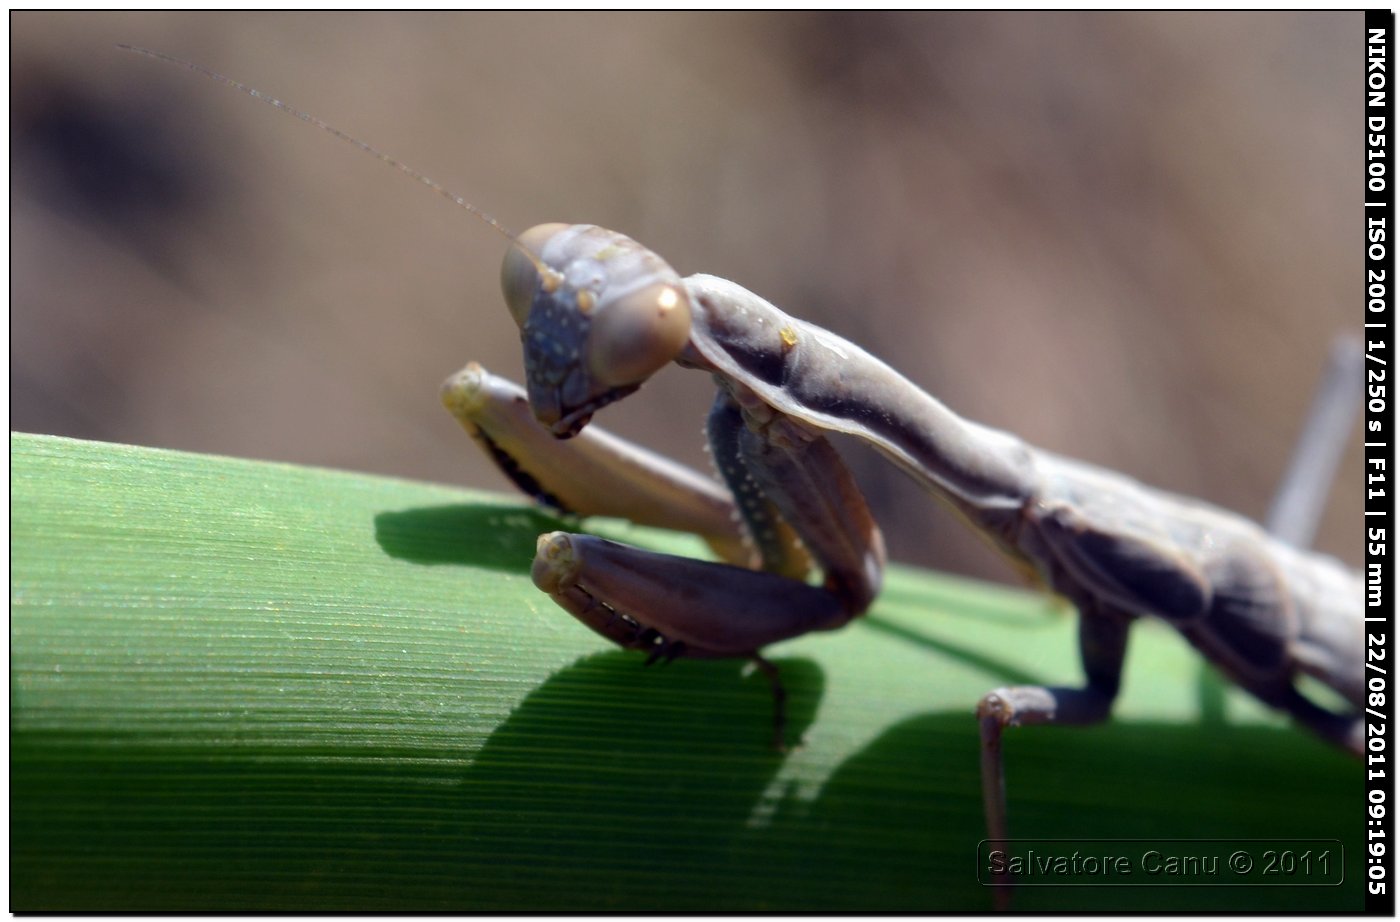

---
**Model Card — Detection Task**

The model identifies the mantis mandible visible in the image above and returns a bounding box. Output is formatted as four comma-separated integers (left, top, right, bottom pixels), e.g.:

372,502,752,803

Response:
127,46,1365,902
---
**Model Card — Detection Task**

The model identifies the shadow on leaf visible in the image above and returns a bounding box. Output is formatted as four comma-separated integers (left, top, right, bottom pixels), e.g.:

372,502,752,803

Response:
11,653,1359,911
759,711,1358,911
861,614,1047,687
373,502,563,571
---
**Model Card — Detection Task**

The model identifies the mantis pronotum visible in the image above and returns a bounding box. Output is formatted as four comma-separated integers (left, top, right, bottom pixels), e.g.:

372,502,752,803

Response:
126,46,1364,908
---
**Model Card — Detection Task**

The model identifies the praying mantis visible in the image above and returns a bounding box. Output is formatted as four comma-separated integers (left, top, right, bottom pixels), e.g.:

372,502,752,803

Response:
437,221,1364,819
126,46,1364,907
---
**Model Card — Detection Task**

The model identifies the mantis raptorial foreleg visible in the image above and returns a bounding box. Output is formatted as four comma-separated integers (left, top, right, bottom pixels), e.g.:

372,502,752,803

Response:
441,363,752,566
443,361,873,747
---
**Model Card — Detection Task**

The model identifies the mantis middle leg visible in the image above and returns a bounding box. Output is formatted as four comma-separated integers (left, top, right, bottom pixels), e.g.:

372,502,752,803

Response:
977,602,1131,907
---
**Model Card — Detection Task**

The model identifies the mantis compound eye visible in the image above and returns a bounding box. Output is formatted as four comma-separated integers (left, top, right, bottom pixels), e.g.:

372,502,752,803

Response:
586,281,692,387
500,223,569,327
502,223,692,437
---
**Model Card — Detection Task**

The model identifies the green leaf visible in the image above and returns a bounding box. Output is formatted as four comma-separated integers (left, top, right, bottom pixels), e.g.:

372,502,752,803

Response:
11,433,1359,911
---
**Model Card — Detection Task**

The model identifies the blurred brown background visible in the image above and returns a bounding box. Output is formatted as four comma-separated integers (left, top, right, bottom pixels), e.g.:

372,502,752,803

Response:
11,11,1362,583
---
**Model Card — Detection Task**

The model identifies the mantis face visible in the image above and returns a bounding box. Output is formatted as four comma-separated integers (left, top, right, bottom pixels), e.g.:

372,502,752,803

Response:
501,224,693,438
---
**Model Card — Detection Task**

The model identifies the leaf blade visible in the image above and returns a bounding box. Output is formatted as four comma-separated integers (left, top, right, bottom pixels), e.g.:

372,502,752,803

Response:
11,433,1359,910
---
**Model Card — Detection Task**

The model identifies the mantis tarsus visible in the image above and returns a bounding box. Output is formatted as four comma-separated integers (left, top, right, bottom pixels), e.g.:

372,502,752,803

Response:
128,46,1364,907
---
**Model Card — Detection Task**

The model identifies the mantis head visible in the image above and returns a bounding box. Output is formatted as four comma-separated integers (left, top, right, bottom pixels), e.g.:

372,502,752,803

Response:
501,224,693,438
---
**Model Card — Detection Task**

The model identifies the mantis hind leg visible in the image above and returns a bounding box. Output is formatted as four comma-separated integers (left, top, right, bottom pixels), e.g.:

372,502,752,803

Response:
1278,690,1364,755
1234,679,1364,756
1266,335,1363,548
976,605,1130,909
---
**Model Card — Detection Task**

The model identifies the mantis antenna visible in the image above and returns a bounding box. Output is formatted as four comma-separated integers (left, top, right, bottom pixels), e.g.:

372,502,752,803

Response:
118,44,560,283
